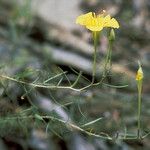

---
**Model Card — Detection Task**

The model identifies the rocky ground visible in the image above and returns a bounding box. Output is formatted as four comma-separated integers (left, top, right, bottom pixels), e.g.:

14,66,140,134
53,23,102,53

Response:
0,0,150,150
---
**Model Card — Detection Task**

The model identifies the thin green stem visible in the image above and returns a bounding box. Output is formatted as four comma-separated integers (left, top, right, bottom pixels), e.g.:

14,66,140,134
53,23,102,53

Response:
0,74,102,92
137,80,142,138
71,71,82,87
92,31,99,84
0,115,112,140
103,40,113,77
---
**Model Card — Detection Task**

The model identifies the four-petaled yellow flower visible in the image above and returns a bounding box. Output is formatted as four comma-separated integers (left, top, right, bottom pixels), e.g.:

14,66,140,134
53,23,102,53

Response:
76,12,119,31
136,66,144,81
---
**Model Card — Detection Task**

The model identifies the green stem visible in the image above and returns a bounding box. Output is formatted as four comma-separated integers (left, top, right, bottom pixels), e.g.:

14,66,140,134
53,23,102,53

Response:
92,31,98,83
137,80,142,138
103,39,113,77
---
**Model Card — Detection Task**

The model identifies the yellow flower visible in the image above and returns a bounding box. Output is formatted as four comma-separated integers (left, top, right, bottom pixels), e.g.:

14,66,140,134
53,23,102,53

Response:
76,12,119,31
136,66,144,81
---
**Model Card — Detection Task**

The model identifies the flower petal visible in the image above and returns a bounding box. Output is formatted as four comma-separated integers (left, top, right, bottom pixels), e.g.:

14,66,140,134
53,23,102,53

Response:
76,12,93,25
110,18,120,28
104,15,111,22
86,25,103,31
104,17,119,28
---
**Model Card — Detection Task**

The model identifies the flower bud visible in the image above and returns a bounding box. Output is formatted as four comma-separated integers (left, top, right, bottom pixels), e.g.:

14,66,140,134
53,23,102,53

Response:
109,29,115,41
136,66,143,81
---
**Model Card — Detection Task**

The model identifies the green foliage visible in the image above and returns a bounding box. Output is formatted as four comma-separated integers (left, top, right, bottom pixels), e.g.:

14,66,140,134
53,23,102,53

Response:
0,1,150,150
